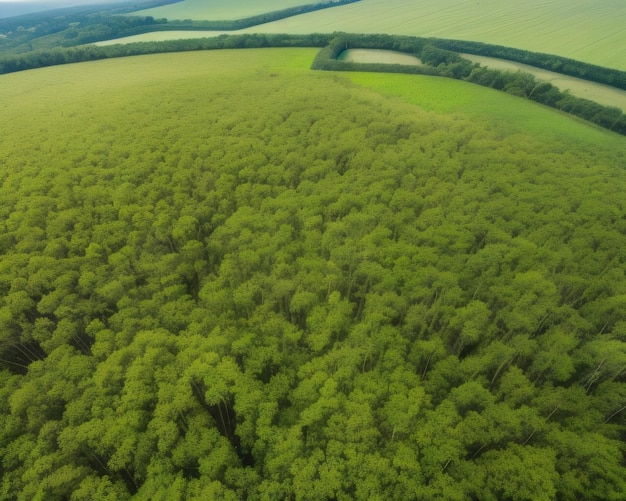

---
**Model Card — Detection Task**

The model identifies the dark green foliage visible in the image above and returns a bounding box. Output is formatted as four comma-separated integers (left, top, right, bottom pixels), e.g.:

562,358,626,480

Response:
0,0,171,54
311,34,447,77
1,53,626,499
433,38,626,90
0,33,333,75
464,68,626,135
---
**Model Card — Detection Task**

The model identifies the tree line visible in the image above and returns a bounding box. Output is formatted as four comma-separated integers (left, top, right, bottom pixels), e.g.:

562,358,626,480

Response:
0,33,331,74
433,39,626,91
1,31,624,134
0,0,172,54
312,33,626,135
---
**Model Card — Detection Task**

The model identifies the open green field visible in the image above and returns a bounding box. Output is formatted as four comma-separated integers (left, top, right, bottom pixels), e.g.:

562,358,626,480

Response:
2,48,626,499
345,71,625,144
118,0,626,70
129,0,316,21
94,30,230,46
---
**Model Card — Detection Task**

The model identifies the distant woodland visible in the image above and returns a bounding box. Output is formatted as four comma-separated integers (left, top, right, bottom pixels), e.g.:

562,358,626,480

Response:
1,52,626,499
0,0,358,52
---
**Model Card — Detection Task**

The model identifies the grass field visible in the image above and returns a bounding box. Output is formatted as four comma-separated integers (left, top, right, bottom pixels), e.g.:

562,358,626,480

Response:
129,0,315,21
94,30,231,46
338,49,421,66
119,0,626,71
344,71,625,145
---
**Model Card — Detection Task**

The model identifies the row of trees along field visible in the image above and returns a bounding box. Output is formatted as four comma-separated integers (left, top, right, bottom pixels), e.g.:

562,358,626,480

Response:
1,56,626,499
433,39,626,91
0,4,166,54
312,34,626,135
123,0,362,35
1,32,625,134
0,33,332,73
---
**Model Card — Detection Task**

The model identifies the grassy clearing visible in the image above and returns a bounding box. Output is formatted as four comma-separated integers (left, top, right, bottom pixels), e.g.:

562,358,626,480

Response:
338,49,421,66
129,0,315,21
119,0,626,70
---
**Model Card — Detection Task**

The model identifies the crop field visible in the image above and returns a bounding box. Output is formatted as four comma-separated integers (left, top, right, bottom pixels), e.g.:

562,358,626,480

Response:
129,0,314,21
119,0,626,70
94,30,230,46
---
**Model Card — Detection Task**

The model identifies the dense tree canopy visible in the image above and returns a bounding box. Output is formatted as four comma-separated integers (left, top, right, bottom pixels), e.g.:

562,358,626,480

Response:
1,51,626,499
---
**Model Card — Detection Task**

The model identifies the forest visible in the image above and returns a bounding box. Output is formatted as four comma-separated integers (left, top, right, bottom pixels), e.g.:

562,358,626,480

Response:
1,48,626,499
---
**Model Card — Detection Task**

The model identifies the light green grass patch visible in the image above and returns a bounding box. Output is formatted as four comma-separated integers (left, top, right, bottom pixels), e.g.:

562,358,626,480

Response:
338,49,421,66
249,0,626,70
94,30,229,46
1,48,317,100
344,71,626,147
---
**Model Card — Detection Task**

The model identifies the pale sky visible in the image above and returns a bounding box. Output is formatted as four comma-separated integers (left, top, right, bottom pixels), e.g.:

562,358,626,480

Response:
1,0,120,3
